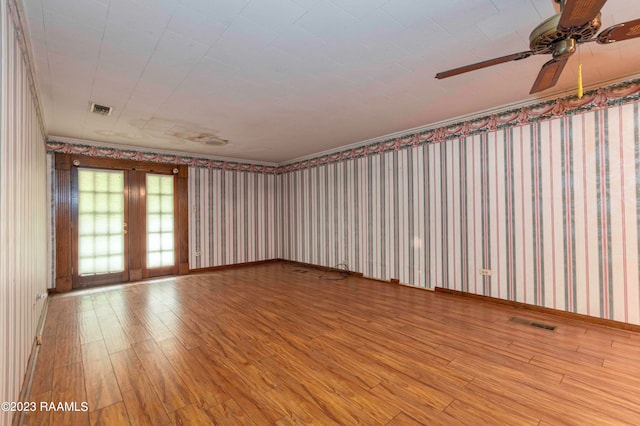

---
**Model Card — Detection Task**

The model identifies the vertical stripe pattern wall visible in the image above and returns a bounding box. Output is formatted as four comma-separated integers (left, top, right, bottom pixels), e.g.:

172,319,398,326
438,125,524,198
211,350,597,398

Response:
0,1,48,425
47,154,54,289
188,167,277,269
279,101,640,326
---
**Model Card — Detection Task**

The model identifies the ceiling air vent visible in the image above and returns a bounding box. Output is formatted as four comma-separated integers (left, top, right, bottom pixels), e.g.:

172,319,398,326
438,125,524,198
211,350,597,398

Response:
90,102,112,116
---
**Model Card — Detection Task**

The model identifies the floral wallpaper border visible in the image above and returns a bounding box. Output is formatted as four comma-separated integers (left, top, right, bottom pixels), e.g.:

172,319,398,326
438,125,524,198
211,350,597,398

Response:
45,141,279,174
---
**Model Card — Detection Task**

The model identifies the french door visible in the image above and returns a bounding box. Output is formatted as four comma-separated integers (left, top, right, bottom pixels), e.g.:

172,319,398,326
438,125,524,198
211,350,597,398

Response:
69,161,181,289
73,168,130,287
143,173,177,278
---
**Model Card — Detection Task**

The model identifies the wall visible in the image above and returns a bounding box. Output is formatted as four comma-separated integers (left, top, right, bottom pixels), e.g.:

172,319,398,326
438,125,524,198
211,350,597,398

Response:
0,1,48,425
189,167,278,269
279,82,640,325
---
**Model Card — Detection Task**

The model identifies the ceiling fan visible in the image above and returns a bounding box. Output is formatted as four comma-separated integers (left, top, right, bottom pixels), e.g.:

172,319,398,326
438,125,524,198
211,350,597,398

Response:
435,0,640,94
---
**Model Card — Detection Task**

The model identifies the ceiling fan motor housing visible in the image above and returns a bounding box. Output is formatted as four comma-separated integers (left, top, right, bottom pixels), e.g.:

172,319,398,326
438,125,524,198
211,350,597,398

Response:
529,13,602,54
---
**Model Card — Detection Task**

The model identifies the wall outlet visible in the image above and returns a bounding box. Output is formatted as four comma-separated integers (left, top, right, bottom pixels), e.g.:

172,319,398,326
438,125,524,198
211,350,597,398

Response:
480,269,491,276
195,251,201,257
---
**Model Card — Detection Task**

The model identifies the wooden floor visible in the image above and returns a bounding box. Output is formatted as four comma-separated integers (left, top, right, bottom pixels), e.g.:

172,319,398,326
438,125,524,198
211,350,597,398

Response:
23,262,640,425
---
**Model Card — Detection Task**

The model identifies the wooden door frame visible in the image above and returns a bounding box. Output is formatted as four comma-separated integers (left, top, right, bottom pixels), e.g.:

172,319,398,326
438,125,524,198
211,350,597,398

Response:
54,153,189,292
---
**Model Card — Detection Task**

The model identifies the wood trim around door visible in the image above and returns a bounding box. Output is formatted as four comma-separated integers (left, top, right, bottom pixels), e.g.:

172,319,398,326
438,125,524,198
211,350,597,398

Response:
54,153,73,292
53,153,189,292
177,166,189,275
128,169,145,281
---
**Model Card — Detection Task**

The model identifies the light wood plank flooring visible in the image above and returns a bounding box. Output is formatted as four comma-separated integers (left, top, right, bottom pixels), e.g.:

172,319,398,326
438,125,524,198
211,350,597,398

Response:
23,263,640,425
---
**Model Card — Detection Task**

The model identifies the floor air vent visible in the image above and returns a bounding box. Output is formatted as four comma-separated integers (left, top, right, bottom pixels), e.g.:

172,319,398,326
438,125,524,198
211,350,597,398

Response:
510,316,556,331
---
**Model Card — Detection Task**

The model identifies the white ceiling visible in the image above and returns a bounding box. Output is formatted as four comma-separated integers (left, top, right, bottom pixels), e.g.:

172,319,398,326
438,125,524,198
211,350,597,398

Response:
21,0,640,163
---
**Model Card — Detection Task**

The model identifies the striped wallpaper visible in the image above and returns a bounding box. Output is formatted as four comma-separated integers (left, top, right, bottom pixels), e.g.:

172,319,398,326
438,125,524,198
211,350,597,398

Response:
1,0,48,425
188,167,278,269
279,102,640,325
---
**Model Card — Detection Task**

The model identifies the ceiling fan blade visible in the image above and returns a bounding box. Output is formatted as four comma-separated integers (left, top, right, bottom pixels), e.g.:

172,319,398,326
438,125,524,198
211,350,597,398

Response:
435,51,533,79
558,0,607,29
597,18,640,43
530,56,569,94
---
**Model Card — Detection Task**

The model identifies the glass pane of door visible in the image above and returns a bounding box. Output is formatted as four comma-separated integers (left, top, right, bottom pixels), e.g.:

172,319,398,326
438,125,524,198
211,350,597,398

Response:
146,174,174,268
77,169,125,275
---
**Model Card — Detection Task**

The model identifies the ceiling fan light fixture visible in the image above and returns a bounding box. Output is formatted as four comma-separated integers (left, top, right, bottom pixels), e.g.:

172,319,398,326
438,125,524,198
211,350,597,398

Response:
552,38,576,58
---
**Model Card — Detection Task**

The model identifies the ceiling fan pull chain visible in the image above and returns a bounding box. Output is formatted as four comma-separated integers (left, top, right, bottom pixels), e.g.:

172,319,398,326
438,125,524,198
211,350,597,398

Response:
578,64,583,99
577,44,583,100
